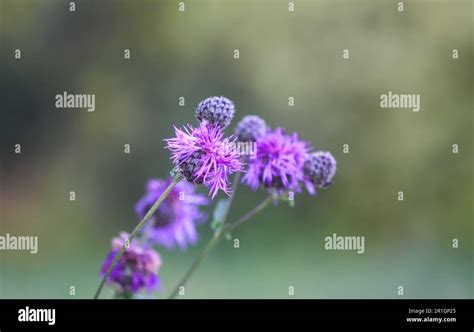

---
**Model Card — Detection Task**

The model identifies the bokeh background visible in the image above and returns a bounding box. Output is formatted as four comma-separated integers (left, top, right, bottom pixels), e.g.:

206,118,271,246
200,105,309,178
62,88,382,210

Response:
1,0,472,299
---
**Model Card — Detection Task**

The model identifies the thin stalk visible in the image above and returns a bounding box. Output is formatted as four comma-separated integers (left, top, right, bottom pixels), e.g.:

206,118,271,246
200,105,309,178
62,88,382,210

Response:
221,194,272,234
167,195,272,299
93,174,183,299
217,171,242,231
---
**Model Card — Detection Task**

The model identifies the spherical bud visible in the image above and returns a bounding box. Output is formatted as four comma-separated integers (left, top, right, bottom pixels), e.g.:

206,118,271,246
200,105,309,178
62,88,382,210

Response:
303,151,337,188
195,96,235,129
234,115,267,142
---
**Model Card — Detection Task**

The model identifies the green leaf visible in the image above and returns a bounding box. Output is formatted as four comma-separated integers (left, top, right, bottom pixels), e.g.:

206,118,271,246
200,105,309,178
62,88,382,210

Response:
210,198,230,231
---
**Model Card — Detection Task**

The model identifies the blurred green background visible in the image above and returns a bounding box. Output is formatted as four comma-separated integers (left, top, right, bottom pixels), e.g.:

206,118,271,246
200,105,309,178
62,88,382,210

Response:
1,0,472,299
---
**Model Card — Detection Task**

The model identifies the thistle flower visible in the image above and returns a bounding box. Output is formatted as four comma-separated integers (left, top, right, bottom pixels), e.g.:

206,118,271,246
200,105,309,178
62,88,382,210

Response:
234,115,267,142
195,96,235,129
135,178,209,250
303,151,337,194
165,122,244,198
100,232,162,295
243,127,310,192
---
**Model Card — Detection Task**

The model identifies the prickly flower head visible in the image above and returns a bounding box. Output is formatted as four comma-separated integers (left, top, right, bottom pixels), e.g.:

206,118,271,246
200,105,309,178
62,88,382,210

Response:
165,122,244,198
243,127,310,192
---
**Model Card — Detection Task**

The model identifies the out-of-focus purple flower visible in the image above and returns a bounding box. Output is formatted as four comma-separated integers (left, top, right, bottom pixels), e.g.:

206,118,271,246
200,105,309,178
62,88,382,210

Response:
303,151,337,195
243,127,310,192
165,122,244,199
135,178,209,250
101,232,162,294
234,115,267,142
195,96,235,129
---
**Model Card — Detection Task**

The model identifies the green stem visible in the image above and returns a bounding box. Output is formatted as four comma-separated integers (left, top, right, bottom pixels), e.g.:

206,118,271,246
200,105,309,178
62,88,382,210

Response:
167,232,222,299
93,174,183,299
222,195,272,234
218,172,242,231
167,195,272,299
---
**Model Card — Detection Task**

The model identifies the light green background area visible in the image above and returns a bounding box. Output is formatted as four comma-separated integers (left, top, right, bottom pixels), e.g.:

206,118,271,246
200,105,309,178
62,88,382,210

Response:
1,0,472,298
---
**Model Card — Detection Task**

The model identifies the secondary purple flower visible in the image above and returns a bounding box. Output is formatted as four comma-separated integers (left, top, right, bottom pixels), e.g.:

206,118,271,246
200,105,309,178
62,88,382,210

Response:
243,127,310,192
135,178,209,250
195,96,235,129
234,115,267,142
303,151,337,194
101,232,162,295
165,122,244,199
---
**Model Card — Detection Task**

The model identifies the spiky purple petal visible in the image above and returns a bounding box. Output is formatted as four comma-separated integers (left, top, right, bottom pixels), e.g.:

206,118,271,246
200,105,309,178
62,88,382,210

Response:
243,127,310,192
165,122,244,198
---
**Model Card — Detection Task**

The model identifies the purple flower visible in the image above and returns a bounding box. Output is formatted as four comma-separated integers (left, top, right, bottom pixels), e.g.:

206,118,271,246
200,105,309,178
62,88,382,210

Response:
234,115,267,142
165,122,244,199
243,127,310,192
135,178,209,250
101,232,162,294
303,151,337,195
195,96,235,129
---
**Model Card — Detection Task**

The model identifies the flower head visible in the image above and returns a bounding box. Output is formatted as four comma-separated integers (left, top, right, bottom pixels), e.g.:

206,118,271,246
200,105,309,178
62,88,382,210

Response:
101,232,162,294
165,122,244,198
243,127,310,192
135,178,209,250
303,151,337,195
234,115,267,142
195,96,235,129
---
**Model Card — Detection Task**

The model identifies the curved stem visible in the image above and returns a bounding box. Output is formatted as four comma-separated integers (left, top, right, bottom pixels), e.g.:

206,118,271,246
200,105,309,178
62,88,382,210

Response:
94,174,183,299
167,195,272,299
221,195,272,234
167,232,222,299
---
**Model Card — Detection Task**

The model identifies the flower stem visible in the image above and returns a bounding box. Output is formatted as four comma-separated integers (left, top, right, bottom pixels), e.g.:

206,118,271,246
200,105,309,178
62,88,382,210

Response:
93,174,183,299
167,194,272,299
222,194,272,235
217,171,242,231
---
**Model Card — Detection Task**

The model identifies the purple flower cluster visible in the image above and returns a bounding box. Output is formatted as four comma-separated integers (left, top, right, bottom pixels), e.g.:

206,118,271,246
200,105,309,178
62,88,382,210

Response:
236,116,337,196
100,96,337,297
166,96,243,198
101,232,162,294
101,96,241,296
101,176,209,296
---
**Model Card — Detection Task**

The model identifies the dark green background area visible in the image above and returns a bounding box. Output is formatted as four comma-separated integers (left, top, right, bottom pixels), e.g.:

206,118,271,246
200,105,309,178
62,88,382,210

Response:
1,0,472,298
